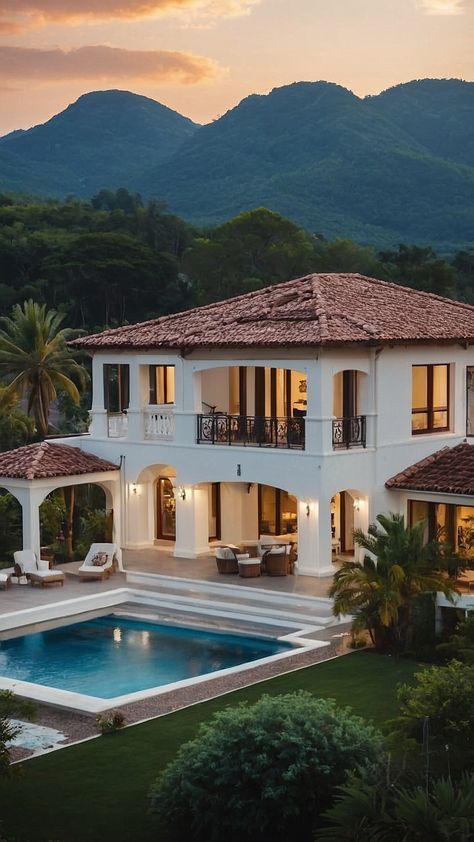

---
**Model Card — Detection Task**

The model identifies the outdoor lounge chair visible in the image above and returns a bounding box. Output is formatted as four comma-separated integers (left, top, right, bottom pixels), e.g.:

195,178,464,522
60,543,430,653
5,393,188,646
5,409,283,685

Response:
215,546,250,574
77,543,117,580
13,550,65,587
262,545,291,576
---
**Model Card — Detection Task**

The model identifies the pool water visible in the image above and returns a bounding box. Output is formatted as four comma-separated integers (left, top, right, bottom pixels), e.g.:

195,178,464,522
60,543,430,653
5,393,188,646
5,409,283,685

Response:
0,616,292,699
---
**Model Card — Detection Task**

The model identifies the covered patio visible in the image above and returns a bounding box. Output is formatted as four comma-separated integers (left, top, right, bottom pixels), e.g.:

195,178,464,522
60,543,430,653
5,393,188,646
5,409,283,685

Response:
0,441,121,568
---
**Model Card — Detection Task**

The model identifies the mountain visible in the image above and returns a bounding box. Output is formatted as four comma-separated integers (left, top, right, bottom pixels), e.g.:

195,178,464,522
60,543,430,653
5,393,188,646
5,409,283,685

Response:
368,78,474,168
1,79,473,248
0,90,199,196
142,79,474,247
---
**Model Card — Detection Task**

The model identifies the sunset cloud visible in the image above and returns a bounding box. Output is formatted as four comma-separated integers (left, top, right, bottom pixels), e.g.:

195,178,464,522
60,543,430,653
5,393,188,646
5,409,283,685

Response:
417,0,468,14
0,0,259,30
0,45,220,84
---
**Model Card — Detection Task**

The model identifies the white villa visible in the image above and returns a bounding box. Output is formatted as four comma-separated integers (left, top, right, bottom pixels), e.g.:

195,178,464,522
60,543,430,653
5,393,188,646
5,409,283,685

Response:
1,272,474,590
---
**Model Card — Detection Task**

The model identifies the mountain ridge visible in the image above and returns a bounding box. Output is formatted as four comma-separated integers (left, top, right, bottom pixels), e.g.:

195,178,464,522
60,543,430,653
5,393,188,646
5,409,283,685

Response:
1,79,473,248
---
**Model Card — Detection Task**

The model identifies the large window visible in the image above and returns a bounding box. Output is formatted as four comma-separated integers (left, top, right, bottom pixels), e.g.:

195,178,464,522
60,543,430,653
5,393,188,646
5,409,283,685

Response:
409,500,474,559
258,485,297,535
412,364,449,434
149,365,175,405
103,364,129,412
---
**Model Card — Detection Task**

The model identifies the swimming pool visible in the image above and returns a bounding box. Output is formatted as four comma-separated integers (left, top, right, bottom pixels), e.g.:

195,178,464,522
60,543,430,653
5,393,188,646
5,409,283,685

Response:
0,615,293,699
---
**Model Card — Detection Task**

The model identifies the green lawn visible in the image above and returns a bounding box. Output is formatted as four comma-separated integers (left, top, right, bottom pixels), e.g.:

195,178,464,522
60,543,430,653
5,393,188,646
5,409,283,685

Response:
0,653,419,842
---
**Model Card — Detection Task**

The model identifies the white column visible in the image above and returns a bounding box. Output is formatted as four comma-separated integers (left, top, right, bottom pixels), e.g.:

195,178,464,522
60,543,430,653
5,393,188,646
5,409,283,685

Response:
297,496,333,577
305,358,332,454
174,484,209,558
126,358,142,440
124,480,151,549
108,481,123,569
89,354,107,437
15,487,46,561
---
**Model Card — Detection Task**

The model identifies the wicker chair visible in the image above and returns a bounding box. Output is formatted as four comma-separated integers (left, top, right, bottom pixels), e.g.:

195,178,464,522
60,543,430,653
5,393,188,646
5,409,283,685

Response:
215,546,249,574
262,545,291,576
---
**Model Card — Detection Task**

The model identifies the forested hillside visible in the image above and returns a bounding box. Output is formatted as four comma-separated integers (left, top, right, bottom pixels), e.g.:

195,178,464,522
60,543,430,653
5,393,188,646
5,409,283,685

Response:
0,192,472,334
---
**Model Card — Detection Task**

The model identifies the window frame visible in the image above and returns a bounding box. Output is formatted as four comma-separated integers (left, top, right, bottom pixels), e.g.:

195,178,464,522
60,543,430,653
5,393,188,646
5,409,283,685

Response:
149,365,175,406
411,363,450,435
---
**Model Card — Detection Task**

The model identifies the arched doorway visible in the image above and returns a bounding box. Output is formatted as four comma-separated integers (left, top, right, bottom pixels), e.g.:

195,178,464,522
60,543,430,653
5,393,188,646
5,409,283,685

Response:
331,489,368,558
40,483,112,562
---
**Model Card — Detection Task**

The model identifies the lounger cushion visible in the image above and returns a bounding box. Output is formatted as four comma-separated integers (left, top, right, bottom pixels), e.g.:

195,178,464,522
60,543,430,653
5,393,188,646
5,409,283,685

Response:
30,569,63,578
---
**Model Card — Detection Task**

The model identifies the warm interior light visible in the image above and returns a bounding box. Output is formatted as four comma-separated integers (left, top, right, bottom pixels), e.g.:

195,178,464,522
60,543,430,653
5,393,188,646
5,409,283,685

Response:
178,486,186,501
353,498,360,511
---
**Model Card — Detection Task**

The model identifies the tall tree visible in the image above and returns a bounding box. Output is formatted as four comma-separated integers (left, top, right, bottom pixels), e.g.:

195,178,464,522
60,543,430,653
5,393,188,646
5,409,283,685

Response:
329,513,456,651
0,300,87,439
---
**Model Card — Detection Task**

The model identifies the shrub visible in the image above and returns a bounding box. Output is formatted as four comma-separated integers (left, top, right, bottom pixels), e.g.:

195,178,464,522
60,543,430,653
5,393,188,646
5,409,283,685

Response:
149,692,384,842
437,613,474,664
0,691,36,777
96,709,126,734
391,660,474,769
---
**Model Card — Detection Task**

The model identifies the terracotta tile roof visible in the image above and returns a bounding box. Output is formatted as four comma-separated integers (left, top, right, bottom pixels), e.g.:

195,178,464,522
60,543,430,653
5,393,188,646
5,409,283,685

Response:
386,441,474,496
0,442,118,480
73,273,474,351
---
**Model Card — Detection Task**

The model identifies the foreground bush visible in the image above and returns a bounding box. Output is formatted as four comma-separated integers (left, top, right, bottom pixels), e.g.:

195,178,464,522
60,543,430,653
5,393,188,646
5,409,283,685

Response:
149,692,383,842
0,690,36,777
318,772,474,840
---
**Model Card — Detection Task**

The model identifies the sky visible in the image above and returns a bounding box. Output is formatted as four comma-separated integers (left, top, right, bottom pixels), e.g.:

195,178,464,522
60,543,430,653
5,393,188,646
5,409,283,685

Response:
0,0,472,134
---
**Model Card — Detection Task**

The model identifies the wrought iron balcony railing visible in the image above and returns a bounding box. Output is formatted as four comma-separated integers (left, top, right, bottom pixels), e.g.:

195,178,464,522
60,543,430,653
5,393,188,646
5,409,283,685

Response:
197,413,305,450
332,415,366,449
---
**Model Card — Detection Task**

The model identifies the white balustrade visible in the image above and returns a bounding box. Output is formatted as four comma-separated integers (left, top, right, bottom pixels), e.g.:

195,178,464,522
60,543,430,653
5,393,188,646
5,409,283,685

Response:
107,412,128,438
144,407,175,440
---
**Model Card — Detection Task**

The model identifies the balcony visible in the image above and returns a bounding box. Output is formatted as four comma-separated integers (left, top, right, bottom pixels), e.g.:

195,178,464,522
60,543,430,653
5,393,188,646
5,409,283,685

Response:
144,407,175,440
332,415,366,449
197,413,305,450
107,412,128,438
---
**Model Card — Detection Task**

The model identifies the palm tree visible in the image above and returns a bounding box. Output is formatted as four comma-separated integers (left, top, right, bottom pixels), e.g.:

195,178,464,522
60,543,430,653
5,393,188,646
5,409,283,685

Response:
0,301,87,440
0,383,34,450
329,513,456,651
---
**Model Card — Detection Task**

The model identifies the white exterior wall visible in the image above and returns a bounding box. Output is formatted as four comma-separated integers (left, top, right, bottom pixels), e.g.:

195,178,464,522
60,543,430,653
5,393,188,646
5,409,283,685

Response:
56,341,474,575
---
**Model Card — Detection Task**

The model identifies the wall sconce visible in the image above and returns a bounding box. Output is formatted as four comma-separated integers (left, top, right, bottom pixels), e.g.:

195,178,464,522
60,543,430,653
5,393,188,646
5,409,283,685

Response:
353,498,360,512
131,483,138,495
247,483,253,494
177,486,186,501
306,503,311,517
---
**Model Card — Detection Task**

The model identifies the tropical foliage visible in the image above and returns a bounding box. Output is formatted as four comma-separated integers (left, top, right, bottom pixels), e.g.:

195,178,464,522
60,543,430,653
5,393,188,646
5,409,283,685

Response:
0,691,36,777
149,692,384,842
0,300,87,439
0,193,472,341
392,660,474,767
437,613,474,664
318,772,474,841
329,513,456,651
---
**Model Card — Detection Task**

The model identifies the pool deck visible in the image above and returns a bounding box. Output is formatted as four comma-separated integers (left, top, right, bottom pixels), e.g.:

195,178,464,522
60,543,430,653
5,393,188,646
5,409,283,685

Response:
0,545,337,616
2,547,353,762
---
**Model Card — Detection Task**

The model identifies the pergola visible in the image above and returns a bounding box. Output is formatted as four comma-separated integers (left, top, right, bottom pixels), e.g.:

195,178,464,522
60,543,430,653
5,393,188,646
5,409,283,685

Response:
0,441,121,566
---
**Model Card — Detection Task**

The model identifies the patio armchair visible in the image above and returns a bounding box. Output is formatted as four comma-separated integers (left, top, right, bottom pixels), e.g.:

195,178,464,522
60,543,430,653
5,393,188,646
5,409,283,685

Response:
262,545,291,576
13,550,65,587
215,546,250,574
77,543,117,581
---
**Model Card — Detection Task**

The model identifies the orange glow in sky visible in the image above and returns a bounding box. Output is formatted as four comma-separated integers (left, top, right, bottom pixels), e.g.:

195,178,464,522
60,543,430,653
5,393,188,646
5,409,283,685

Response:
0,0,473,133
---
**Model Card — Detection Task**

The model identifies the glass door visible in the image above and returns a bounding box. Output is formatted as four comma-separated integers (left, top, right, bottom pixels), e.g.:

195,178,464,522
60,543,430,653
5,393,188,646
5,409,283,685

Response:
157,478,176,540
